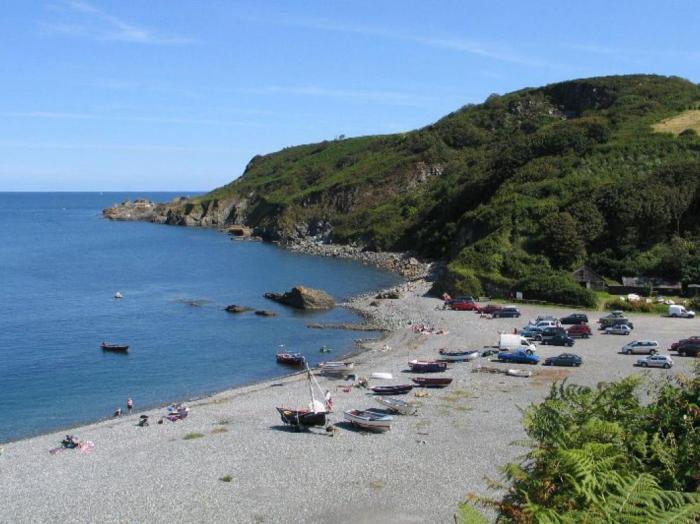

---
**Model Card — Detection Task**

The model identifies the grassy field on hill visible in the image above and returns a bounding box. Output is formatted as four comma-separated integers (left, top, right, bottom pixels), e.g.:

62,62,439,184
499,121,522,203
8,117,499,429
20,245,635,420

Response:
654,108,700,135
191,75,700,306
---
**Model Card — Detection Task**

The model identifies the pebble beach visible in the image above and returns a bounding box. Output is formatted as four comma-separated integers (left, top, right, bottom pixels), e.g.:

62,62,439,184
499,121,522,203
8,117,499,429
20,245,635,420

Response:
2,280,698,523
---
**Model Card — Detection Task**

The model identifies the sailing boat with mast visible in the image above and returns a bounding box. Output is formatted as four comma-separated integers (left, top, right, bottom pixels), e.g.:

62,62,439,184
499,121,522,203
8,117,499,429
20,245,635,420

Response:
276,364,329,429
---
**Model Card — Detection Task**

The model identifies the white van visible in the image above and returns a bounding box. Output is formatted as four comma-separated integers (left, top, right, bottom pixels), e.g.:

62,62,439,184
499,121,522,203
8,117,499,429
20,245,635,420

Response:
669,305,695,318
498,334,537,354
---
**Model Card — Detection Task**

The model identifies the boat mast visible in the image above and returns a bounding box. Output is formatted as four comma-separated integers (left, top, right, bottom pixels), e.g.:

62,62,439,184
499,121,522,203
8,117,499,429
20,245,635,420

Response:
306,364,318,411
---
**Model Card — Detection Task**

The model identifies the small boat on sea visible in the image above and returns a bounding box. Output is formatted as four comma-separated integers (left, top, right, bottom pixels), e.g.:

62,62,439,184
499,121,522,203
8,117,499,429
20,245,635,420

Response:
408,359,448,373
344,409,393,432
374,396,417,415
318,361,354,376
438,349,480,362
411,377,453,388
370,384,413,395
100,342,129,353
114,291,123,299
276,352,305,366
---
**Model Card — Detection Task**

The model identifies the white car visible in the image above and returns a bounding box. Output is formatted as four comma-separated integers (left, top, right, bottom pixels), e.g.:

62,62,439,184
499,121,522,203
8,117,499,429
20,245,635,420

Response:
622,340,659,355
636,354,673,369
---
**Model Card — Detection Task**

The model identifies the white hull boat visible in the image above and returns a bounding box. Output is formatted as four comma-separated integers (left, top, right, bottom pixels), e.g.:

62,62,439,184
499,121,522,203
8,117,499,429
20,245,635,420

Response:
373,396,417,415
438,349,480,362
318,362,354,375
370,372,393,380
343,409,393,431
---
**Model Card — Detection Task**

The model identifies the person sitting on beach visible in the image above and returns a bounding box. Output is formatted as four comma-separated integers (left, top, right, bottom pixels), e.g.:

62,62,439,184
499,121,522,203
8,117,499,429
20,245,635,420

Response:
113,408,122,417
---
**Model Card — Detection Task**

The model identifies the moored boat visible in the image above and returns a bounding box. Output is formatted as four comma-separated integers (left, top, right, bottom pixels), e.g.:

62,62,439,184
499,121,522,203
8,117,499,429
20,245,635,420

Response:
343,409,393,432
276,352,305,366
373,396,417,415
408,359,447,373
411,377,453,388
438,349,480,362
100,342,129,353
370,384,413,395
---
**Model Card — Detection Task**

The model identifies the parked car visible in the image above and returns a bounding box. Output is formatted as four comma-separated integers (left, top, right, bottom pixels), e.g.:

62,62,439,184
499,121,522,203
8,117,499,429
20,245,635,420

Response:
560,313,589,325
497,350,540,365
492,306,521,318
451,299,481,311
497,334,537,353
544,353,582,367
478,303,503,315
605,324,632,335
519,326,544,341
567,324,592,338
669,305,696,318
534,320,559,330
599,317,634,330
622,340,659,355
541,329,575,347
530,315,558,325
636,354,673,369
671,336,700,351
675,339,700,357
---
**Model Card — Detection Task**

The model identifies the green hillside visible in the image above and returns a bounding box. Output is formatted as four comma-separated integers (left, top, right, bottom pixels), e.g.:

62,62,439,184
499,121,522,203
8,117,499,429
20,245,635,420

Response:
193,74,700,306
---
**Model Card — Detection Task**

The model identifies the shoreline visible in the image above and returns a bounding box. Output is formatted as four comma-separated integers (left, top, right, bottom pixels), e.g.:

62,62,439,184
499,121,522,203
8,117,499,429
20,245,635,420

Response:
3,280,699,522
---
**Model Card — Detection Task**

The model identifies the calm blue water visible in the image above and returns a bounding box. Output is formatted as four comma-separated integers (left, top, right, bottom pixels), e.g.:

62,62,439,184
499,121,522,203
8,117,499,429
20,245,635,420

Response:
0,193,401,443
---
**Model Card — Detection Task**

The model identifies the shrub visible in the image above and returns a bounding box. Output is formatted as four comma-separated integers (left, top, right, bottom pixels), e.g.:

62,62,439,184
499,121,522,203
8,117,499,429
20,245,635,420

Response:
183,432,205,440
515,272,598,307
604,297,666,313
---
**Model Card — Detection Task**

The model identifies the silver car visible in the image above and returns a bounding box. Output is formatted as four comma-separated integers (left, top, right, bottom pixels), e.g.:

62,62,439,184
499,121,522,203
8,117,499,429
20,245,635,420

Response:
605,324,631,335
622,340,659,355
636,355,673,369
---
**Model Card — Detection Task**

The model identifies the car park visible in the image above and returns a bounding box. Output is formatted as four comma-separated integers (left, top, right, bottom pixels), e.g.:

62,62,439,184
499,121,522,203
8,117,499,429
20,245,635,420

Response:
560,313,589,325
497,350,540,365
492,306,521,318
636,354,673,369
605,324,632,335
567,324,592,338
622,340,659,355
544,353,582,367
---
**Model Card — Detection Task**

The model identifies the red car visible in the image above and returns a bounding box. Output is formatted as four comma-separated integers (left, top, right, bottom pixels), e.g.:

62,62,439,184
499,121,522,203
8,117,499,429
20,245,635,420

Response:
567,324,592,339
478,304,503,315
451,299,481,311
671,336,700,351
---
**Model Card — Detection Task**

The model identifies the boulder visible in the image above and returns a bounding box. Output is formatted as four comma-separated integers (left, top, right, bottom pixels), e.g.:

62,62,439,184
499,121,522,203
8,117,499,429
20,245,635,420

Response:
375,290,400,299
225,304,252,314
254,310,276,317
264,286,335,310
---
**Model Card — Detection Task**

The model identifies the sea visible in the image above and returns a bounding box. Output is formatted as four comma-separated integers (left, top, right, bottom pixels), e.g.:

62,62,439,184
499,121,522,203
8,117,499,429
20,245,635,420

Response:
0,192,402,443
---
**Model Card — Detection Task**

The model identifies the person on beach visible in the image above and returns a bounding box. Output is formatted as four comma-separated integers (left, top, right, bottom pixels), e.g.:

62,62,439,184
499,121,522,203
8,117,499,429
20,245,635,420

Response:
127,397,133,414
324,390,334,412
113,408,122,417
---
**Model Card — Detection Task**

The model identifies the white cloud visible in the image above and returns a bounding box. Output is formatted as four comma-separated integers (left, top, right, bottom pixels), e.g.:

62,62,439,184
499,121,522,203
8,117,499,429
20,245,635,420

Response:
41,0,194,45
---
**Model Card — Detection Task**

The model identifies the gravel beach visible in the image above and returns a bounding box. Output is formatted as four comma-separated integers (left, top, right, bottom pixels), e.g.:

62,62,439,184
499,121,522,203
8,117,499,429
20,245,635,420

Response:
2,281,698,523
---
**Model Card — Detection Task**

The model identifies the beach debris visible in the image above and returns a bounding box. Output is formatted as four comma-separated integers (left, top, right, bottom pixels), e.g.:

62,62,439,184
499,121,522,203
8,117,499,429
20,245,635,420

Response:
414,391,431,398
472,365,532,378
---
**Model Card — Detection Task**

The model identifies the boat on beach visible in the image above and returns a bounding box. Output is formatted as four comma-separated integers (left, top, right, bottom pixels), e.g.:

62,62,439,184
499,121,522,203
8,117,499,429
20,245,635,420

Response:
370,384,413,395
411,377,453,388
100,342,129,353
343,409,393,431
373,396,417,415
438,349,480,362
276,365,328,429
408,359,448,373
276,352,305,366
318,361,354,376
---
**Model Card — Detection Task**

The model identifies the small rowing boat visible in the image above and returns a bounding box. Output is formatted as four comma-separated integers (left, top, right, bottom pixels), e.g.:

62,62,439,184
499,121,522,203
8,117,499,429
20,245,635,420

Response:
344,409,393,432
100,342,129,353
408,359,447,373
370,372,393,380
373,396,417,415
276,352,305,366
411,377,453,388
318,361,354,375
438,349,480,362
370,384,413,395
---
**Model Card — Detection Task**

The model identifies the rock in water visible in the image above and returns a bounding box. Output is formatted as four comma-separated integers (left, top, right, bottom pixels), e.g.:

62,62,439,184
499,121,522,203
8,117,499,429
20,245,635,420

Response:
254,310,276,317
263,286,335,310
225,304,252,313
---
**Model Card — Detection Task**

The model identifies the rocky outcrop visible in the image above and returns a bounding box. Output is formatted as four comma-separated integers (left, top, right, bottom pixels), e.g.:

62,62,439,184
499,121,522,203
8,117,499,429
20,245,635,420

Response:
264,286,335,310
102,199,159,221
224,304,253,313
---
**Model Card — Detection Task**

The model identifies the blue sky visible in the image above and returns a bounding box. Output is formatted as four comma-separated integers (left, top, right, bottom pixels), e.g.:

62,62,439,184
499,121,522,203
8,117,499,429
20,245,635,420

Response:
1,1,698,191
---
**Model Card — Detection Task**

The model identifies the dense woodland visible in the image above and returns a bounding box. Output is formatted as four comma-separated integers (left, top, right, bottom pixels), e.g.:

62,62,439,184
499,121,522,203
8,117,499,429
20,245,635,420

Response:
201,75,700,306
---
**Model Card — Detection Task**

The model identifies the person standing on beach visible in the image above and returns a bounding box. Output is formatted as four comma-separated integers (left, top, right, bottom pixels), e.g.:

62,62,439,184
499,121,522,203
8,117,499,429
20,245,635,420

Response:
127,397,133,414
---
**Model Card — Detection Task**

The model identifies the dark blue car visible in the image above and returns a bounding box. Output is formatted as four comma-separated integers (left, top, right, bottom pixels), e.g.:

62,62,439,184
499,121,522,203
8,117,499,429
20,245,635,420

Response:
497,350,540,365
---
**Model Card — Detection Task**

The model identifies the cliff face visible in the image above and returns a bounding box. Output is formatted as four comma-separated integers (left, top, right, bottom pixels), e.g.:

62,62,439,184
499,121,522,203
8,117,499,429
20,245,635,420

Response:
104,74,700,305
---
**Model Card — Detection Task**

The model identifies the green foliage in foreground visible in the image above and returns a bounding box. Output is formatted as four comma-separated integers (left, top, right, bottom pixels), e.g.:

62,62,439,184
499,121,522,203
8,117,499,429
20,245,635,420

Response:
459,367,700,523
190,74,700,306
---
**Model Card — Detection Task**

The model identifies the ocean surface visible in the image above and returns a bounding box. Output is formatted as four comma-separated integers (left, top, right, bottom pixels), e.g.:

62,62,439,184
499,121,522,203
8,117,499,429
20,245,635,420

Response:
0,192,401,443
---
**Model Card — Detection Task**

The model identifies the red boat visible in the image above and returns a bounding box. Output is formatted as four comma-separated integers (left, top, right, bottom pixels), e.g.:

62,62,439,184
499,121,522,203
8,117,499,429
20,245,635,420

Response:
276,352,305,366
100,342,129,353
411,377,453,388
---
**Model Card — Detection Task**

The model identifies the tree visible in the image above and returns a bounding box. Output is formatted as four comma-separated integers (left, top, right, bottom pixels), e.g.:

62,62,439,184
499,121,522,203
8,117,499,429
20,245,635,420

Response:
540,212,586,269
